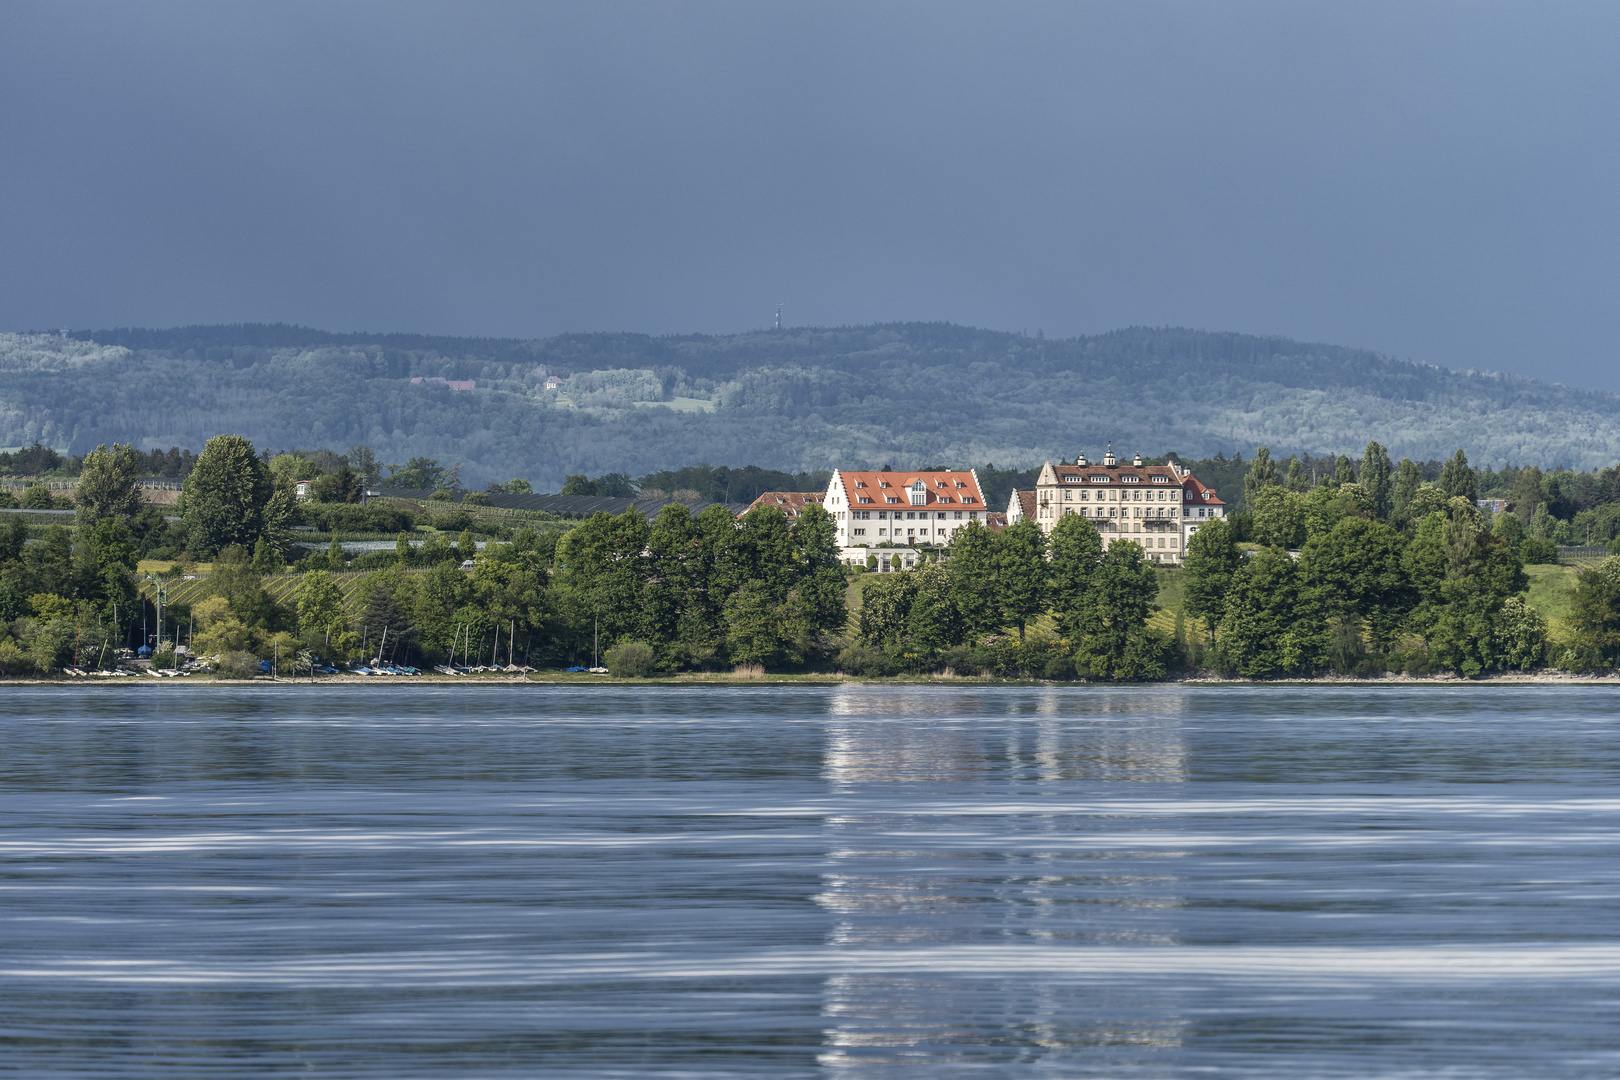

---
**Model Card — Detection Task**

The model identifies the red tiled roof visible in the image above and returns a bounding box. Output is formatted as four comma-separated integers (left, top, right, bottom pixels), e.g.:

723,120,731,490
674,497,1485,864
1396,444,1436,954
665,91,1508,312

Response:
1016,490,1036,521
985,511,1009,531
833,470,984,508
745,491,827,519
1048,463,1183,486
1181,475,1226,506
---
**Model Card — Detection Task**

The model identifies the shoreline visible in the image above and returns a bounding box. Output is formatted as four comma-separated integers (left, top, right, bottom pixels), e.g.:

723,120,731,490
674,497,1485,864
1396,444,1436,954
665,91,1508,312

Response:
5,670,1620,687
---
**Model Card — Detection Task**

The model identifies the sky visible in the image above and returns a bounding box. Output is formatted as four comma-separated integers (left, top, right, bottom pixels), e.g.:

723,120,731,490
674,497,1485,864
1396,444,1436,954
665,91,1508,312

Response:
3,2,1619,389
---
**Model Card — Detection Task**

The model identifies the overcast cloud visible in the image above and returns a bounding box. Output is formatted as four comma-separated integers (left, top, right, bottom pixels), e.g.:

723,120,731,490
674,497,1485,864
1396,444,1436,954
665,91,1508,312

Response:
2,2,1618,388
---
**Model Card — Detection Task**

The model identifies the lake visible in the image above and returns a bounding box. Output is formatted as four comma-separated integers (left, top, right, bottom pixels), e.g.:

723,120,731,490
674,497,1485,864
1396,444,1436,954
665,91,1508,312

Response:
3,683,1619,1077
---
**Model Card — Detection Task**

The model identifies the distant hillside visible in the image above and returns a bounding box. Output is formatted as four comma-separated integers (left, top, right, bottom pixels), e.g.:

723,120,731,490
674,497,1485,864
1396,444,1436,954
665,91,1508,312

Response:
1,322,1616,489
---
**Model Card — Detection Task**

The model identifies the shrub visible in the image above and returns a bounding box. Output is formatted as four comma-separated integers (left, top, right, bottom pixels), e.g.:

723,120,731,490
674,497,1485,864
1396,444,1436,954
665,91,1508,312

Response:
939,644,991,677
836,642,893,677
19,485,53,509
216,651,262,679
1519,537,1559,564
1042,654,1075,680
604,640,658,678
461,491,490,506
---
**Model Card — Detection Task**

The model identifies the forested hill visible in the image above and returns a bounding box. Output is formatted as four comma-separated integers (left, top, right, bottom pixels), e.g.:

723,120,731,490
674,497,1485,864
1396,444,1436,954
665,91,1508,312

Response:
2,322,1617,489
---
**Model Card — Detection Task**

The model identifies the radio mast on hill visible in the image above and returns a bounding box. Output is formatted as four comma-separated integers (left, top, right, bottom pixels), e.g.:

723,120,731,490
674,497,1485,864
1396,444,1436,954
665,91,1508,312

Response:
774,304,782,331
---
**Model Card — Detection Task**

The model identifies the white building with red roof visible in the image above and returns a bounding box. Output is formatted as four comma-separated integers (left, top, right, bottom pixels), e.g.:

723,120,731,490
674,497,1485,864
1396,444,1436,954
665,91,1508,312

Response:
1030,446,1225,564
823,468,987,562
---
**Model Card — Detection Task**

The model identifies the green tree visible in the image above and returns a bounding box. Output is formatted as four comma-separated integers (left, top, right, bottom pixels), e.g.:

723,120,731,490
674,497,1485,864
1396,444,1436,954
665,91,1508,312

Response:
346,444,382,486
560,474,597,496
1496,596,1548,670
313,462,364,504
1360,442,1392,520
1300,517,1412,651
1284,458,1309,492
1244,446,1277,503
389,457,444,490
992,520,1048,640
947,520,998,635
294,570,349,642
22,524,73,597
1331,454,1356,489
251,537,279,574
1441,449,1479,502
1217,546,1330,676
19,484,53,510
1566,558,1620,666
184,435,273,557
1070,540,1168,679
1182,518,1240,641
1408,511,1526,675
1048,515,1104,640
1392,458,1422,523
1249,487,1305,548
75,443,143,524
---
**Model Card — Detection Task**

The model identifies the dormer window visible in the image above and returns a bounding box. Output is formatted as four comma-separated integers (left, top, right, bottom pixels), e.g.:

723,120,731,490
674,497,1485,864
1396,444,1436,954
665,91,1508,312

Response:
858,496,872,504
910,480,928,506
1152,476,1168,483
886,496,901,504
1089,475,1109,483
879,481,890,489
1123,475,1141,483
854,481,866,489
1064,476,1080,483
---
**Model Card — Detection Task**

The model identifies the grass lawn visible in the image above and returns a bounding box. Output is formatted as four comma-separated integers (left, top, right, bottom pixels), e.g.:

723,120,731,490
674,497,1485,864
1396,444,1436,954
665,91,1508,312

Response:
1524,562,1580,637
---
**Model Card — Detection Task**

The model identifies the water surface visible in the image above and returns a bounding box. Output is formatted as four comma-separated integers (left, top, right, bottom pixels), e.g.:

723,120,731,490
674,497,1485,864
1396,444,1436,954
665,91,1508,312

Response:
3,684,1619,1076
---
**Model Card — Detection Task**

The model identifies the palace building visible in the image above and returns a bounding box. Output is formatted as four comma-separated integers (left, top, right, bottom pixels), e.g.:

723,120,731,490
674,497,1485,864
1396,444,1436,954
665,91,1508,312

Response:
1028,447,1225,564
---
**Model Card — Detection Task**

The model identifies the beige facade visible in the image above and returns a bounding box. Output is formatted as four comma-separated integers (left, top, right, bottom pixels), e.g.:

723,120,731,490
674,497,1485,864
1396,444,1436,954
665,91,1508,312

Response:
1029,448,1224,564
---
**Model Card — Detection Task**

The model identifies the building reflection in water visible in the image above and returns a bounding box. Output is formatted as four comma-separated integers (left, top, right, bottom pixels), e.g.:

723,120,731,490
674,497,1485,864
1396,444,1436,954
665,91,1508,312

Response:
817,687,1192,1070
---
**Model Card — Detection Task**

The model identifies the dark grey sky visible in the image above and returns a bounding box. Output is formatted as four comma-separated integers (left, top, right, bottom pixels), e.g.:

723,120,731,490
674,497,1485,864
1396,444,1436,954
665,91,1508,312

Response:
3,2,1618,388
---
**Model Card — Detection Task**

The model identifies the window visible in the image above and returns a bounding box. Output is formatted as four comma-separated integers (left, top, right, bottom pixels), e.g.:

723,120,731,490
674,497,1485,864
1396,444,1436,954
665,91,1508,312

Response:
1065,475,1080,483
1198,508,1206,517
954,511,963,519
939,496,953,504
854,480,866,488
963,496,975,503
858,496,872,504
854,528,865,536
1081,490,1089,500
1063,490,1071,501
886,497,900,504
1123,475,1140,483
907,511,916,519
1090,475,1109,483
1152,475,1168,483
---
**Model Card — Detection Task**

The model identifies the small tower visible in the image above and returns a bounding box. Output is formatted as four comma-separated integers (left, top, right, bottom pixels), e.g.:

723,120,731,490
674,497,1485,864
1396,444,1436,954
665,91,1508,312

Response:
1076,451,1089,467
1103,444,1117,467
1133,452,1143,467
